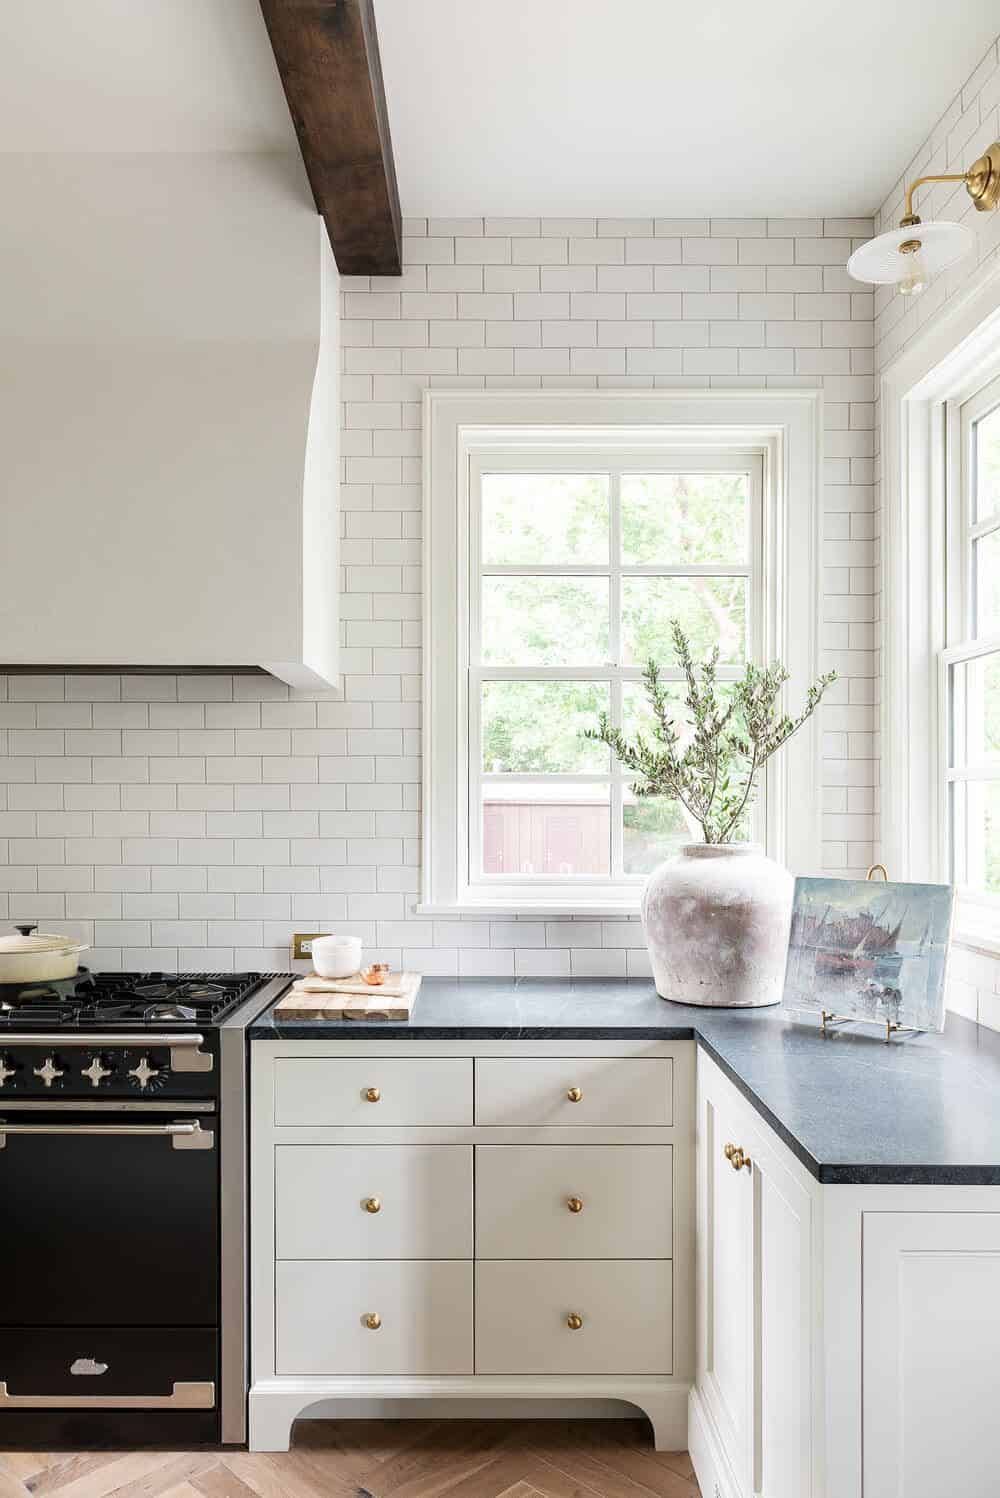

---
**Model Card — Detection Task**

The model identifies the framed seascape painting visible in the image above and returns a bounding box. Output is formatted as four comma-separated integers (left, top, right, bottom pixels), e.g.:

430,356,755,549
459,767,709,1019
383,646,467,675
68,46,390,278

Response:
782,876,955,1034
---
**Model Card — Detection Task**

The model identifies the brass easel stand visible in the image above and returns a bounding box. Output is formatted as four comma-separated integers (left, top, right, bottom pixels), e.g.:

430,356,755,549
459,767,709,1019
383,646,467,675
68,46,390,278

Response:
818,864,917,1042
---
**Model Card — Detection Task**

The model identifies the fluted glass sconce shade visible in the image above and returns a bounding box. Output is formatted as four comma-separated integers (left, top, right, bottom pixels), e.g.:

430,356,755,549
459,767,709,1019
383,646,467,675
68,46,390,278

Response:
847,221,975,294
846,142,1000,296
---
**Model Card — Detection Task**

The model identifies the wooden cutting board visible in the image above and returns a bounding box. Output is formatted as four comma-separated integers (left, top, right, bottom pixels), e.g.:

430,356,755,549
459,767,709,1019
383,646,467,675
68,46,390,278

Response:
275,972,421,1021
293,971,412,998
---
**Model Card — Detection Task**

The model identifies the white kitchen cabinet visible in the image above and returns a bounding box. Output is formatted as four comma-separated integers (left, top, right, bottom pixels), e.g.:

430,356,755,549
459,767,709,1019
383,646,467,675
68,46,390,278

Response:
250,1039,694,1453
475,1056,673,1126
475,1260,673,1376
475,1144,673,1259
272,1056,473,1126
862,1211,1000,1498
694,1058,754,1494
691,1050,1000,1498
691,1051,818,1498
276,1260,474,1377
275,1144,473,1260
254,1032,1000,1482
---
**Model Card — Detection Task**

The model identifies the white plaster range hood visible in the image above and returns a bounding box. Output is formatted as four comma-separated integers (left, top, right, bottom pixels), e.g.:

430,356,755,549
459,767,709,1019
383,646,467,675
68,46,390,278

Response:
0,2,339,689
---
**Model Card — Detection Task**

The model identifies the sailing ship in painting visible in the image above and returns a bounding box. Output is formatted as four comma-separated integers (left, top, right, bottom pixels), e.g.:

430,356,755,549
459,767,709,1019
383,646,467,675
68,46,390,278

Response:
783,877,954,1032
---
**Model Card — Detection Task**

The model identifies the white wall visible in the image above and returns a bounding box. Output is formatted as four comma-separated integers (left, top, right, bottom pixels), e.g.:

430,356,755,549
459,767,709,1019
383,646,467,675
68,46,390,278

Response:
0,216,876,977
874,33,1000,1024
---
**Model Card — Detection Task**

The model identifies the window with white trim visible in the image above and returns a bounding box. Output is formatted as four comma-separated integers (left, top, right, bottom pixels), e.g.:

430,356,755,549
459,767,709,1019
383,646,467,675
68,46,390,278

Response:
470,451,764,891
945,372,1000,908
421,391,822,915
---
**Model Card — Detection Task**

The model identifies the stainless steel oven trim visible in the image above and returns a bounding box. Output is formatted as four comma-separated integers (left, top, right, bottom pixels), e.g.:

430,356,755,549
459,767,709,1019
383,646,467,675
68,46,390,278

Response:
0,1379,215,1410
218,973,293,1445
0,1118,214,1150
0,1033,213,1072
0,1099,215,1112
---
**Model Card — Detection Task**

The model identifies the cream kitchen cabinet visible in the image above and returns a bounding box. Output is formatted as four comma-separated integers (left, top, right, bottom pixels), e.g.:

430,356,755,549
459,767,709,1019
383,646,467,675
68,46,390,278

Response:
691,1050,819,1498
252,1027,1000,1484
250,1038,694,1452
690,1048,1000,1498
861,1211,1000,1498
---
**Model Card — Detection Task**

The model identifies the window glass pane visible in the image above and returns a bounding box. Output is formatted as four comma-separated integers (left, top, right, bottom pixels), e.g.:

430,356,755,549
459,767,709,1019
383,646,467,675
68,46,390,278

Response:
482,473,609,565
623,792,690,874
975,528,1000,637
482,782,610,876
621,472,749,565
482,576,610,666
954,779,1000,895
974,405,1000,523
482,681,609,773
621,576,747,666
950,650,1000,768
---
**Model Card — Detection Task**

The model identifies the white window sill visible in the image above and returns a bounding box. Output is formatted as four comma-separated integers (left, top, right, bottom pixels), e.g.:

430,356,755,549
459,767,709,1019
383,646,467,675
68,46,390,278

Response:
952,925,1000,958
414,900,643,919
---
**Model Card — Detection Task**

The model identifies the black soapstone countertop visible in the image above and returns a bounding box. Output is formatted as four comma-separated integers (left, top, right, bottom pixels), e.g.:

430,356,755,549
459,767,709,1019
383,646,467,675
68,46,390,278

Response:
250,977,1000,1185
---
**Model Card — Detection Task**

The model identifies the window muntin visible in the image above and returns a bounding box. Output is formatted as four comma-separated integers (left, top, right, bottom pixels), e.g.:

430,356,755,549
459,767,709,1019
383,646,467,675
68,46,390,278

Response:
469,451,763,888
946,377,1000,906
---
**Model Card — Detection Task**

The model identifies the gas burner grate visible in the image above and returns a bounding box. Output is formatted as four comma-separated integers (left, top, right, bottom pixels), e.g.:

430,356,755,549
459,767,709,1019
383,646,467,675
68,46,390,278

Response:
0,973,278,1029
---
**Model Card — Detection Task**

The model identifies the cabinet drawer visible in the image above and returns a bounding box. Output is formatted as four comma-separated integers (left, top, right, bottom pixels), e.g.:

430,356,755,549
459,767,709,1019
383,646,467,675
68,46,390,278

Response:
272,1058,473,1126
275,1261,473,1376
275,1145,473,1259
476,1144,672,1259
475,1057,672,1126
476,1260,672,1375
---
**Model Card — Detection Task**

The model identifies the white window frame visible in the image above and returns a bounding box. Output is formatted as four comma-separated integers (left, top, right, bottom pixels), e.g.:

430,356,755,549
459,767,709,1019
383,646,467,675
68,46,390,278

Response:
421,389,823,916
882,258,1000,949
944,374,1000,918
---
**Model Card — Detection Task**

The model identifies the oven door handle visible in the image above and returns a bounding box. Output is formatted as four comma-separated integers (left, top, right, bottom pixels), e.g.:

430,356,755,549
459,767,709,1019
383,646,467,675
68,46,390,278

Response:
0,1033,212,1073
0,1379,215,1409
0,1119,214,1151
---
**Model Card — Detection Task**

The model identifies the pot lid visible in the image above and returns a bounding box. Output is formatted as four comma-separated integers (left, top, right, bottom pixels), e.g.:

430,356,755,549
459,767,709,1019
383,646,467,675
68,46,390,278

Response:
0,923,82,955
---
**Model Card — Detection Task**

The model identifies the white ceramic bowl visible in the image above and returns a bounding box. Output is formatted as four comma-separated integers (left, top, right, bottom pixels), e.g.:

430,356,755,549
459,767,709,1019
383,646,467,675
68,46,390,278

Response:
311,935,363,979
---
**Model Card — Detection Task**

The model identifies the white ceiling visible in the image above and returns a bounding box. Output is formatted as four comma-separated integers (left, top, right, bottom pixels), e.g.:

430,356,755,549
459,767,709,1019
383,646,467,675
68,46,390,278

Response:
2,1,997,221
374,0,1000,217
0,0,294,153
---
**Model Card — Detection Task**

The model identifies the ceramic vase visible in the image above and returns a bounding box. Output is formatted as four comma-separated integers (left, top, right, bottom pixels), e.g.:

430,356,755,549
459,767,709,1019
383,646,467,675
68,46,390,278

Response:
641,843,793,1008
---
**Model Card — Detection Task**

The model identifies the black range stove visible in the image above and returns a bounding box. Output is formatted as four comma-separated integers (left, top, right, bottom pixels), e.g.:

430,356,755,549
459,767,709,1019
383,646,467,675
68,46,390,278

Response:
0,968,292,1449
0,971,272,1099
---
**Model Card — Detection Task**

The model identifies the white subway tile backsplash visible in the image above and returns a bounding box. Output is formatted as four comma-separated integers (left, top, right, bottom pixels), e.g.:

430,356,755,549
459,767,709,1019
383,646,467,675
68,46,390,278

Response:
515,948,571,977
1,209,881,973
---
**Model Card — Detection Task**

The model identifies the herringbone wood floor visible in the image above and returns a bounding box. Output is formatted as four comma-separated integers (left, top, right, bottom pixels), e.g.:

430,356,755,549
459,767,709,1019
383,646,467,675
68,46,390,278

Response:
0,1419,700,1497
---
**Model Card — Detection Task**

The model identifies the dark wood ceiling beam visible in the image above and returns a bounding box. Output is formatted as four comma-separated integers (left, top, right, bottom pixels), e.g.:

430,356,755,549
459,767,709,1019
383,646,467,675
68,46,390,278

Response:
259,0,402,276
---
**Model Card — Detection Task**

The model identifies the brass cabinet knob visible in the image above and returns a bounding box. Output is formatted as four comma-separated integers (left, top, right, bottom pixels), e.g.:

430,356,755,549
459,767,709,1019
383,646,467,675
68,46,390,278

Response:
724,1143,751,1172
363,1312,382,1330
363,1087,381,1103
566,1086,583,1102
363,1196,382,1214
566,1313,584,1330
566,1196,584,1213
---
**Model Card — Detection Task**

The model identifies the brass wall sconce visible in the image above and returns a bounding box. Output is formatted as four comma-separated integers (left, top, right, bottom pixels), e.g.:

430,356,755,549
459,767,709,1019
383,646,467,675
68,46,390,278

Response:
848,142,1000,296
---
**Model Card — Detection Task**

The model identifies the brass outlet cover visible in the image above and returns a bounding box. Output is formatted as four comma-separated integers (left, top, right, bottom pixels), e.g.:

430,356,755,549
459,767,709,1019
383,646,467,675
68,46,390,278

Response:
291,931,329,961
968,143,1000,212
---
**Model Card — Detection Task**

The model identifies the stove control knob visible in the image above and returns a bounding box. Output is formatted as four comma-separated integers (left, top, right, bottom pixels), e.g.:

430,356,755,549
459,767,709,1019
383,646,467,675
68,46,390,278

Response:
127,1055,161,1091
33,1055,66,1089
0,1055,17,1088
81,1055,113,1089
